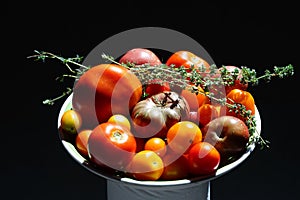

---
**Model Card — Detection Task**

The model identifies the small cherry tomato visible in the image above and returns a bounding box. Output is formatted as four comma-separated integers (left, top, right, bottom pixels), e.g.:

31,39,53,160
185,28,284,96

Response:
88,122,137,171
108,114,131,130
166,121,202,155
129,150,164,181
198,104,219,127
226,88,255,119
75,129,92,157
144,137,167,157
187,142,220,175
60,109,82,134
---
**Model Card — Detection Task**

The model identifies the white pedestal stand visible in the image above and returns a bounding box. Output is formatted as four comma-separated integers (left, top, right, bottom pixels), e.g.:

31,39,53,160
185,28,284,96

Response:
107,179,210,200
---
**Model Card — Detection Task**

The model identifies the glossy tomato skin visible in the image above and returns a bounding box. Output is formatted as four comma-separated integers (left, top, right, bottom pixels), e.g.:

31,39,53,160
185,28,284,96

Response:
119,48,162,66
166,50,210,71
72,64,142,129
226,88,255,119
129,150,164,181
88,122,137,171
198,104,219,128
166,121,202,155
187,142,220,176
60,109,82,134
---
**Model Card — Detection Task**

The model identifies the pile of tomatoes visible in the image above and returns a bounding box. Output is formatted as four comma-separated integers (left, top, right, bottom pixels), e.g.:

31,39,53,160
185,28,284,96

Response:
59,48,256,181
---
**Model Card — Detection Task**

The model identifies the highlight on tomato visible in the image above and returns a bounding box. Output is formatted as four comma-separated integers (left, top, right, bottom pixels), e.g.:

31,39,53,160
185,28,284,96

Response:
166,50,210,71
187,142,221,176
87,122,137,171
166,121,202,155
128,150,164,181
72,64,143,129
226,88,255,120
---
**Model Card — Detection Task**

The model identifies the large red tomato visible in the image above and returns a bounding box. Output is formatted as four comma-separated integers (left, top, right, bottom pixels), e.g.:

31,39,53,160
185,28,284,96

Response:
72,64,142,129
88,122,137,171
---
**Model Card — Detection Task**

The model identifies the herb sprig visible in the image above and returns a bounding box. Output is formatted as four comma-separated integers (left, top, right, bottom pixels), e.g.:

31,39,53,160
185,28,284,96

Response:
28,50,294,150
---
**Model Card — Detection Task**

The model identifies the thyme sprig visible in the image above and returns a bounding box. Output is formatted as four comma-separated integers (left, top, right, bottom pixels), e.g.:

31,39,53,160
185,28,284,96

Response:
29,51,294,149
27,50,91,105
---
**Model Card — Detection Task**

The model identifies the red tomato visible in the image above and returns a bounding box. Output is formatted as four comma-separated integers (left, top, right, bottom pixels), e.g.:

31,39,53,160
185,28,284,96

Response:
160,154,189,180
187,142,220,175
226,88,255,119
72,64,142,129
88,122,137,171
119,48,162,66
144,79,171,98
166,50,210,71
198,104,219,127
219,65,248,94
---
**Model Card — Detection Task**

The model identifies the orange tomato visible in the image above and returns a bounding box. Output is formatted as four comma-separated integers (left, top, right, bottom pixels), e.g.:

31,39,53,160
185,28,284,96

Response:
166,121,202,155
60,109,82,134
198,104,219,127
226,88,255,119
180,85,209,112
129,150,164,181
108,114,131,130
75,129,92,157
144,137,167,157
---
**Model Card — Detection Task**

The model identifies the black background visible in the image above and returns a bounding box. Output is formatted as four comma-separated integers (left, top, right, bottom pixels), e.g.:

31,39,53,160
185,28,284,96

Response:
3,1,299,199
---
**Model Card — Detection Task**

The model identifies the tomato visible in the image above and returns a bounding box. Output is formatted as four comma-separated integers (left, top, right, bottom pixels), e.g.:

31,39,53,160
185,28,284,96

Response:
131,91,190,139
187,142,220,176
119,48,162,66
129,150,164,181
198,104,219,127
88,122,137,171
180,85,209,112
75,129,92,157
72,64,142,129
166,50,210,72
144,79,171,98
219,65,248,94
60,109,82,134
108,114,131,130
144,137,167,157
166,121,202,155
226,88,255,119
202,116,250,160
160,153,189,180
